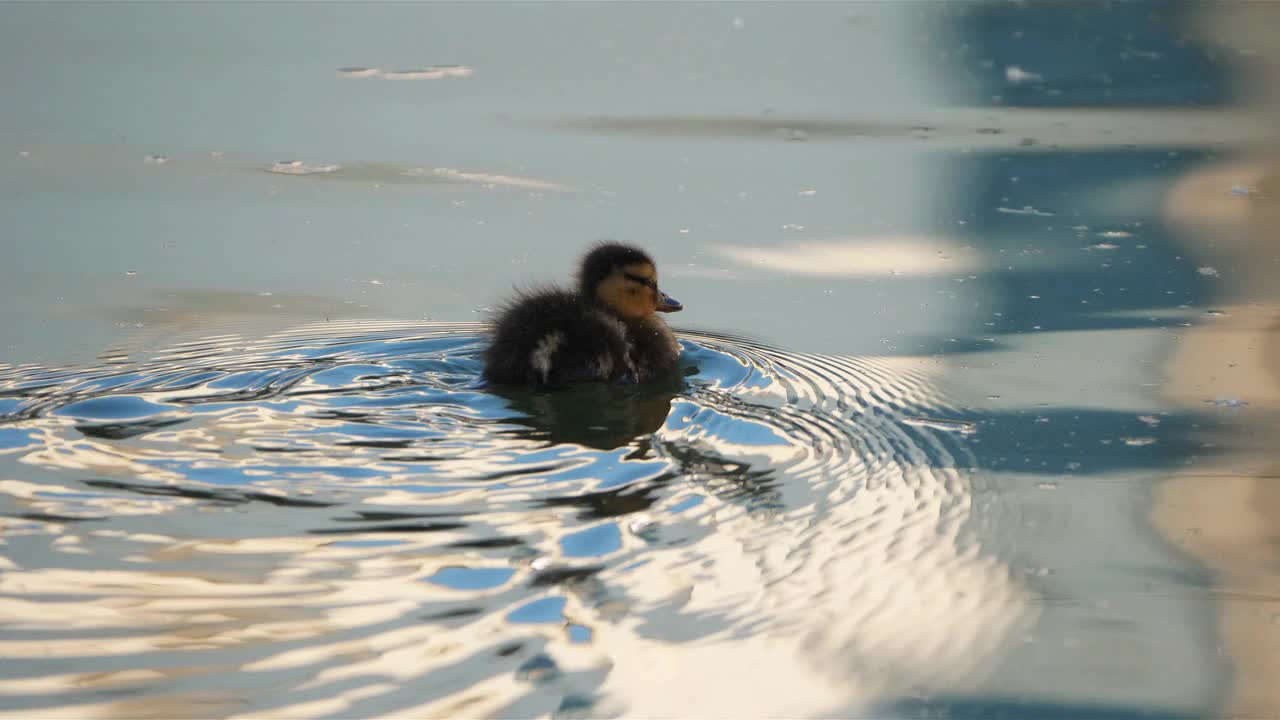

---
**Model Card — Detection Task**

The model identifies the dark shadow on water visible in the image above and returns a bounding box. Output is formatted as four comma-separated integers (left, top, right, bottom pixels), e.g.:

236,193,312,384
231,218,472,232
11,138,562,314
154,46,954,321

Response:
83,478,339,508
924,408,1226,476
926,148,1222,355
487,372,686,451
308,521,467,535
13,512,104,524
334,510,470,522
656,437,784,510
939,0,1234,108
75,417,187,440
528,565,605,587
540,480,672,521
870,696,1199,720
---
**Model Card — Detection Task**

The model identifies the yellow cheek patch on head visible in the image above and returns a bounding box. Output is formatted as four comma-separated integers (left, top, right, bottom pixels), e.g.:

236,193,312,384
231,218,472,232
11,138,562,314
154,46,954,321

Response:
621,262,657,284
597,263,660,318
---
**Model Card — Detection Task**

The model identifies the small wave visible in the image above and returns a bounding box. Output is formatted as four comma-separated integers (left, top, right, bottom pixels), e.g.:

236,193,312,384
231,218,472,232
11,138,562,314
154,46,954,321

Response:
0,320,1033,717
266,160,342,175
336,65,474,80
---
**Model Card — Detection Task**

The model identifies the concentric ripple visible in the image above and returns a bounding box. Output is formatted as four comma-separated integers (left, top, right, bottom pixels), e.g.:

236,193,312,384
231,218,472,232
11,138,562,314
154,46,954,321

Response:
0,321,1034,718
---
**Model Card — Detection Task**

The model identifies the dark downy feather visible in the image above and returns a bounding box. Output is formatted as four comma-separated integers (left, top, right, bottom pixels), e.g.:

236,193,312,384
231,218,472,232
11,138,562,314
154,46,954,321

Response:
576,242,653,296
484,244,680,387
483,288,631,385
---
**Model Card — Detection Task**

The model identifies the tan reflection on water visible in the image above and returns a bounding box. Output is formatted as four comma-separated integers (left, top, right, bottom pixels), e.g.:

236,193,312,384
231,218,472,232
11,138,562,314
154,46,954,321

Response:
1151,9,1280,713
1154,156,1280,719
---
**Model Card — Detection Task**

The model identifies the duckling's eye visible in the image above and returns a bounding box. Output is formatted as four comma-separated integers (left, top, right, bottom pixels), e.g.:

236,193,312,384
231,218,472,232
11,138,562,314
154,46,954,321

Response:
623,273,658,290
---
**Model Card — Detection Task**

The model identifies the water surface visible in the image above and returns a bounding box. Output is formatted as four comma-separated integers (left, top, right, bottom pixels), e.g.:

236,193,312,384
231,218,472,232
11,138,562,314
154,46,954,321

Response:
3,2,1279,718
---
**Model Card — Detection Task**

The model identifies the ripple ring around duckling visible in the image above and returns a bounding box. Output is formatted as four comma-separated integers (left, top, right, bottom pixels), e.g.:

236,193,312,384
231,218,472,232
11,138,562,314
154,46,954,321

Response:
0,320,1035,718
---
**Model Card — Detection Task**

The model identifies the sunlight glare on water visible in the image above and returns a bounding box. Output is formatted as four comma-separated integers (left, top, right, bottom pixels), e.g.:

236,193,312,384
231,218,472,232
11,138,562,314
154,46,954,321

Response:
0,321,1023,717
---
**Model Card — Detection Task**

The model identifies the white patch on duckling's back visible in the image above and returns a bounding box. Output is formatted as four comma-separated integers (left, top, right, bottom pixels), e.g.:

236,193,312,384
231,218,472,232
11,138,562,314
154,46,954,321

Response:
596,353,614,378
592,310,633,380
594,311,628,341
530,331,564,383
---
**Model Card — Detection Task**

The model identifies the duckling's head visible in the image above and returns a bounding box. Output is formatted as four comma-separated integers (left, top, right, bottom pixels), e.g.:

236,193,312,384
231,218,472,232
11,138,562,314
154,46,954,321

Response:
577,242,682,321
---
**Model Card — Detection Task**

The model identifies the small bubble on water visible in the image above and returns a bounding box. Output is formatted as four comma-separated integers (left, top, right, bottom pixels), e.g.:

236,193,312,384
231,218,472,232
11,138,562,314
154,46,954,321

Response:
1005,65,1043,83
628,515,657,538
1209,397,1248,408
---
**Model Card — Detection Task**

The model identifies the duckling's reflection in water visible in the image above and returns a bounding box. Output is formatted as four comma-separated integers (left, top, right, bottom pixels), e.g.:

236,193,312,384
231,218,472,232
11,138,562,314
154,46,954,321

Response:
488,370,687,450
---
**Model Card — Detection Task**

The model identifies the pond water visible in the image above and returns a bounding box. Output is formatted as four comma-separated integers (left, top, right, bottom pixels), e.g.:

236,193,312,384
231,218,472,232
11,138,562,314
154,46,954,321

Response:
3,2,1279,719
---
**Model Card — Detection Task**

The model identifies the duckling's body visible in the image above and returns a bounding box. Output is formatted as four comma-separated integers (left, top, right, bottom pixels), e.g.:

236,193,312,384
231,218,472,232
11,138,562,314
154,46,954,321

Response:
484,243,682,387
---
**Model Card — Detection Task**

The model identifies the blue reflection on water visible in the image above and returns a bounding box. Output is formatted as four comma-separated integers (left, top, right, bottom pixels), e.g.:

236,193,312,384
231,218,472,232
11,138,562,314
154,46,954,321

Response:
0,427,35,451
427,566,517,591
54,395,172,420
507,596,567,624
559,523,622,558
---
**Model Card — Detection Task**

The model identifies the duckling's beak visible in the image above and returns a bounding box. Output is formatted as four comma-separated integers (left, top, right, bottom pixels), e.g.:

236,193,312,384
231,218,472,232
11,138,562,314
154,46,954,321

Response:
657,292,683,313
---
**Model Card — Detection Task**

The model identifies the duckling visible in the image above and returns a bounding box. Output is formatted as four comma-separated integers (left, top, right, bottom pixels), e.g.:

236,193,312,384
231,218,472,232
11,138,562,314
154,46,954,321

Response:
484,242,683,386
